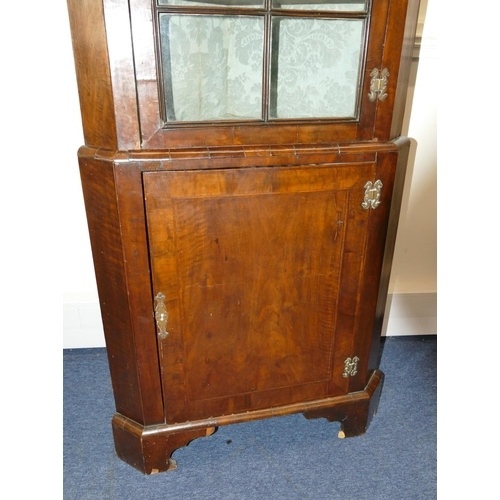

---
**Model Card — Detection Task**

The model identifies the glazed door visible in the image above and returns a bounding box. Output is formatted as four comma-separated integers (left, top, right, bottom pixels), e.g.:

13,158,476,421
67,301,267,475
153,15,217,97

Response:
130,0,395,147
143,163,377,423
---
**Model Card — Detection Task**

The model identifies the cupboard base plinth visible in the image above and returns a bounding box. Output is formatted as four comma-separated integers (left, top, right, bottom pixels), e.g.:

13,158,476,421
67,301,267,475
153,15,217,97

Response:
112,415,217,474
303,370,384,437
112,370,384,474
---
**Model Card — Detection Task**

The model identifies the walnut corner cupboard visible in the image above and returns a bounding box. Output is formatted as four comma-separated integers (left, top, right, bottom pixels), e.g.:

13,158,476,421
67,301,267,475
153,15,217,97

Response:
67,0,420,474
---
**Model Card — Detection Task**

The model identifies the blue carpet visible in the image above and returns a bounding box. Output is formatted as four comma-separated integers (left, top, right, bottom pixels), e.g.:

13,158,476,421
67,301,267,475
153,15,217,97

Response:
63,336,436,499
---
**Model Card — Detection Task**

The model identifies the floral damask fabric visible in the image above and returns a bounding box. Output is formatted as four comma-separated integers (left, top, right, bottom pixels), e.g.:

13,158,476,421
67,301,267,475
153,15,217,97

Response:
161,15,264,121
160,14,364,122
273,18,364,118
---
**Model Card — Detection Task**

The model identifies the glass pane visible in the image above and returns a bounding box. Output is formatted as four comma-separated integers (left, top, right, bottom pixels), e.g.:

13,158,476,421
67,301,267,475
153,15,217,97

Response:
272,0,366,11
159,15,264,122
158,0,264,7
270,18,364,119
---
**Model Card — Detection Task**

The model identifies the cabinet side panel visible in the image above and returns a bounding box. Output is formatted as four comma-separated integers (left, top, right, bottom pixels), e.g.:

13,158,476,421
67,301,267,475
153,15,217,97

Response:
102,0,142,149
388,0,420,139
368,139,410,371
114,164,165,424
67,0,118,149
346,149,400,390
375,0,420,140
79,157,164,424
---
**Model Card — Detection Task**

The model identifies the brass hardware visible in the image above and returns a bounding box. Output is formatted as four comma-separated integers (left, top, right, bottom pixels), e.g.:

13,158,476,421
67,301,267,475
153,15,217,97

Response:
342,356,359,378
368,68,389,102
154,292,169,339
361,180,383,210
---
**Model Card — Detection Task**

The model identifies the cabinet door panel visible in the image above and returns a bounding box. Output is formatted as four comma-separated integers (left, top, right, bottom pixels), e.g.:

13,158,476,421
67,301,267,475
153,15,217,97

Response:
143,164,375,422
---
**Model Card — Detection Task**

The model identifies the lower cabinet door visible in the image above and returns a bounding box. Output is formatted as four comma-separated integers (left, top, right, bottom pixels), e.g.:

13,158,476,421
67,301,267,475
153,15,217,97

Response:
143,163,377,423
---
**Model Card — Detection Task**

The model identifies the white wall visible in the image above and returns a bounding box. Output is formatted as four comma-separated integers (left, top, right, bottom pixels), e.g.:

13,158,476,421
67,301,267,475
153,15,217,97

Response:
390,0,436,294
57,0,437,347
380,0,437,337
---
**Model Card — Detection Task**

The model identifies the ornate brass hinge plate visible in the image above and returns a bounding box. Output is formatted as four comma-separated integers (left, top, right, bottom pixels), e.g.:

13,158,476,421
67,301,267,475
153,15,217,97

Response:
368,68,389,102
362,180,383,210
342,356,359,378
154,292,169,339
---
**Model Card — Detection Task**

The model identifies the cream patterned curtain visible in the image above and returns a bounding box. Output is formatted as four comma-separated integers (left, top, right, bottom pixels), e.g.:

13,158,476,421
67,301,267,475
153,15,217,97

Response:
161,15,264,121
272,18,363,118
160,9,364,122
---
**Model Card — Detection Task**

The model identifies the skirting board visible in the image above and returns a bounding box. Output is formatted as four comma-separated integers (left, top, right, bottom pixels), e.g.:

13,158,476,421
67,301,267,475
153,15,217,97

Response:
381,293,437,337
63,292,437,349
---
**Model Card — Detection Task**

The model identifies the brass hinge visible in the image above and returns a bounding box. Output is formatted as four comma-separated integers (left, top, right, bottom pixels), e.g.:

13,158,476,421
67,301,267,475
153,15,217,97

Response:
361,180,383,210
154,292,169,339
342,356,359,378
368,68,389,102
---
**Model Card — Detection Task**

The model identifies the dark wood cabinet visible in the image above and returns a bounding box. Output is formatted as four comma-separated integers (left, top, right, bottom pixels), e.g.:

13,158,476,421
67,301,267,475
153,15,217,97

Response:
68,0,420,474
